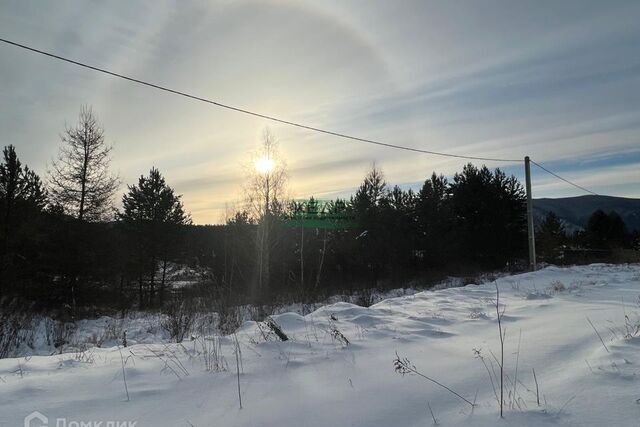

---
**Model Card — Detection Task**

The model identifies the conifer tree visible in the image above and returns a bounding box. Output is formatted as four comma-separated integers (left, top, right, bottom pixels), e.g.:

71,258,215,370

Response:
536,211,566,260
585,209,628,249
352,165,389,286
0,145,47,295
0,145,47,231
48,106,118,221
416,173,450,268
120,167,190,307
449,164,526,267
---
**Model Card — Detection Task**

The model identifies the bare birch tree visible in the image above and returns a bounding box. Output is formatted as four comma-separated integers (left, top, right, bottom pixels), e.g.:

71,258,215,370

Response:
243,128,288,299
48,106,119,221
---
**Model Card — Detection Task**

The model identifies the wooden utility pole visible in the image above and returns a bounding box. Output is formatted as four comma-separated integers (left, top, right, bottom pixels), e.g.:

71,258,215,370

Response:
524,156,536,271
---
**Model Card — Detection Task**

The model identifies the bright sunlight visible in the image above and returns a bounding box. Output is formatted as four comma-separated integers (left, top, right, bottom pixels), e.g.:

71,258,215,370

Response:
255,156,274,174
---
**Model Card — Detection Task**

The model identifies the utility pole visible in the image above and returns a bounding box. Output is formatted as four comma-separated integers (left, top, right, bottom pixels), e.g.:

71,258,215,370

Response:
524,156,536,271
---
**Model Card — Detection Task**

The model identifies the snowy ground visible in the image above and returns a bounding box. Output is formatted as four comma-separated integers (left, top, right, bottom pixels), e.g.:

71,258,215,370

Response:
2,264,640,427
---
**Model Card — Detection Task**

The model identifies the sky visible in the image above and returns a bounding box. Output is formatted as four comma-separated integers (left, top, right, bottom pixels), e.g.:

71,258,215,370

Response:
1,0,639,224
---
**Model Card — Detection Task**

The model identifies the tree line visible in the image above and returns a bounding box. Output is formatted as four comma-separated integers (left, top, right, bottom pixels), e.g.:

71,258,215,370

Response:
536,209,637,263
1,106,635,316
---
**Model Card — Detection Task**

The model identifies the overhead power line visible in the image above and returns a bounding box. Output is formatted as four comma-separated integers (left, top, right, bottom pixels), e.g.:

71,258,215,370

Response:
0,37,610,198
0,37,521,163
530,159,598,196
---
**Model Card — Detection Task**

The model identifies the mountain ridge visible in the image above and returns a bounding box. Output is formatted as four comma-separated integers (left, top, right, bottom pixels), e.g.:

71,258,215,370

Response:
532,195,640,232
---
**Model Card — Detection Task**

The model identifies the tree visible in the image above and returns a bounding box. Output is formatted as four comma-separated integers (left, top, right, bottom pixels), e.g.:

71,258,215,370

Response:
416,173,451,268
383,185,417,283
223,210,255,295
48,106,119,221
0,145,47,295
585,209,628,249
0,145,47,232
536,211,566,261
449,164,526,268
352,165,390,286
119,167,191,307
243,128,288,299
352,164,387,214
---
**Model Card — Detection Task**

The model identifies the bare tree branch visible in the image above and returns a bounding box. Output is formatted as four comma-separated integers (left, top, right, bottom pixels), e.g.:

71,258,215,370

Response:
48,105,119,221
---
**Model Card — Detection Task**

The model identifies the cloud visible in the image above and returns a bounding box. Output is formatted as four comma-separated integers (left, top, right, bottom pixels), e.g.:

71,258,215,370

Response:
1,0,639,223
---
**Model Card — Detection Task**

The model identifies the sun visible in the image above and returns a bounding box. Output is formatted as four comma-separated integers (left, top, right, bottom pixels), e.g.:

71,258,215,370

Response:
255,156,274,174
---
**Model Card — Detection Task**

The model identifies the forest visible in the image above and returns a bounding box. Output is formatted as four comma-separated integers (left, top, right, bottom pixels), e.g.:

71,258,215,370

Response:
1,107,637,319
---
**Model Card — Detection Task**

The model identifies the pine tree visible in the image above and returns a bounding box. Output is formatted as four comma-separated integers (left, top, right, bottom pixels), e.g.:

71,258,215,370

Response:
0,145,47,232
352,165,387,214
352,165,389,286
0,145,47,295
383,185,416,282
449,164,526,267
585,210,628,249
536,211,566,261
119,167,190,307
416,173,450,268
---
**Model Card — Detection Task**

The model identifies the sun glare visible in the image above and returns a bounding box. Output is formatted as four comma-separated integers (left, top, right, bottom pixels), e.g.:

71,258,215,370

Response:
255,156,275,174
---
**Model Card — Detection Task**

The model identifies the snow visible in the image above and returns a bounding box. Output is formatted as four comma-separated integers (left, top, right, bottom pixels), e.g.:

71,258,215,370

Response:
2,264,640,426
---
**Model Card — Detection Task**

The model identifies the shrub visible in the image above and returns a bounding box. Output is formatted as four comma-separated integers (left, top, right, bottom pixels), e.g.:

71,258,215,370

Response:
162,298,196,343
355,288,375,307
549,280,566,292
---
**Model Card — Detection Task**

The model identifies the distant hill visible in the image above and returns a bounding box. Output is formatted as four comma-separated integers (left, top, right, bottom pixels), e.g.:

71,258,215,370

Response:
533,195,640,232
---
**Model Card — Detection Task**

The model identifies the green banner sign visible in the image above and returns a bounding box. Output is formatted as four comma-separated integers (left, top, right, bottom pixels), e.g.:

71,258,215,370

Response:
284,198,356,229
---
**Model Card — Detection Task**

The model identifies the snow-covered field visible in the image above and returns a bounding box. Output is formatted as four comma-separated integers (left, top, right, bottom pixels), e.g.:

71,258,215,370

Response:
2,264,640,427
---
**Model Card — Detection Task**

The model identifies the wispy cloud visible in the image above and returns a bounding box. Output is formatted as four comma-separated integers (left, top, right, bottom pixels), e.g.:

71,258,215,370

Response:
1,0,639,223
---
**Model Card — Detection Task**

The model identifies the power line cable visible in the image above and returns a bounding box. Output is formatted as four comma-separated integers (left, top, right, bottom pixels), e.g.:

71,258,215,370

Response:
0,37,615,197
0,37,521,163
530,159,598,196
